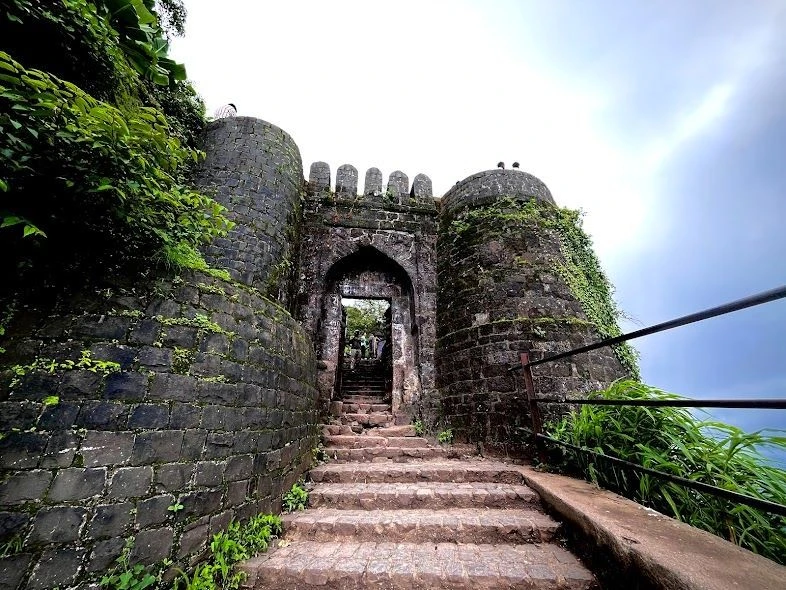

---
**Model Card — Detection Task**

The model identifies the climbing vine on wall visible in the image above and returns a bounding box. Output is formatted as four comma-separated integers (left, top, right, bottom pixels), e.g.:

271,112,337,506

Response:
445,197,640,378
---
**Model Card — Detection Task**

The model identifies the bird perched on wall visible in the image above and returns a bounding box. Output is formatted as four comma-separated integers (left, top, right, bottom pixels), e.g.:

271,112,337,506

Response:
512,162,520,169
497,162,505,169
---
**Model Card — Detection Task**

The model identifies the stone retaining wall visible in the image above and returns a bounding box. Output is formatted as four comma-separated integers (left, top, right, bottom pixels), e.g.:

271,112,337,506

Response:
0,271,318,589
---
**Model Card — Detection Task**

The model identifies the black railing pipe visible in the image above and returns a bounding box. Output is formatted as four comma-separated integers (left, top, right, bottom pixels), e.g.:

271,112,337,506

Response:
509,285,786,372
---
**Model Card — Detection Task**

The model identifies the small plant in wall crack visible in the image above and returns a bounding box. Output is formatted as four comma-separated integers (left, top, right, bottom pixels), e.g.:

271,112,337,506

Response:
100,538,156,590
311,444,328,466
167,501,184,513
282,481,308,513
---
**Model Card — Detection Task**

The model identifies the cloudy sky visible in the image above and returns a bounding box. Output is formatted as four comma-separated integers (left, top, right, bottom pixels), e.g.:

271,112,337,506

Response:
171,1,786,458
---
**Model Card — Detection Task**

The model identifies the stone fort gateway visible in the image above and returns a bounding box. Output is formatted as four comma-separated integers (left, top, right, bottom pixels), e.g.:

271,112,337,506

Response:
0,114,638,588
198,116,628,427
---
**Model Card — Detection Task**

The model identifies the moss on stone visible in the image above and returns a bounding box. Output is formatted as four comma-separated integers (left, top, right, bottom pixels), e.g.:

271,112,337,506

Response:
441,197,640,378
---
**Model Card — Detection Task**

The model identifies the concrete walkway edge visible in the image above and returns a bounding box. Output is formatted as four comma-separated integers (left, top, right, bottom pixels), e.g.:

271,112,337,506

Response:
519,466,786,590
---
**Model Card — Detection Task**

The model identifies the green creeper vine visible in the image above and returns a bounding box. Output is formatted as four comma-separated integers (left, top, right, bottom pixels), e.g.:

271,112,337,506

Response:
445,197,640,378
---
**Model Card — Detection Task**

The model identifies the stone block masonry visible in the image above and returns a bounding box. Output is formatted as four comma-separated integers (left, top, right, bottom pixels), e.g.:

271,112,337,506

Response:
0,271,319,589
297,162,438,421
436,170,628,444
195,117,304,303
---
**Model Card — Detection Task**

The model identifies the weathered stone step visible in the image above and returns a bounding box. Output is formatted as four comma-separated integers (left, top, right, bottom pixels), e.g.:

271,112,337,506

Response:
340,399,387,406
282,508,560,544
323,435,429,449
341,394,387,401
373,424,416,437
341,388,386,394
340,402,391,413
310,460,529,484
323,446,450,462
309,482,539,509
340,413,393,426
240,540,595,589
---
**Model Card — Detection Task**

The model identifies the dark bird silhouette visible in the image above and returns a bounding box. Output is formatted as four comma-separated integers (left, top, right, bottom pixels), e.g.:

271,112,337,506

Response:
512,162,520,169
497,161,505,169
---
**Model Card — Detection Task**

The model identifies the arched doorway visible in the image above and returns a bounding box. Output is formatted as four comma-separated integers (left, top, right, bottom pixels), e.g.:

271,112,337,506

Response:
316,246,420,423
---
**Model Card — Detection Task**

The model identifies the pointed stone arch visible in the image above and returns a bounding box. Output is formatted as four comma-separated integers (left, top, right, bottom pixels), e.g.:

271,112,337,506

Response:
315,246,421,421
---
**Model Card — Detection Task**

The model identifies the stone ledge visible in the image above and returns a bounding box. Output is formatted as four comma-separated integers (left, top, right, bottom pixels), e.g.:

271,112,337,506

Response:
518,465,786,590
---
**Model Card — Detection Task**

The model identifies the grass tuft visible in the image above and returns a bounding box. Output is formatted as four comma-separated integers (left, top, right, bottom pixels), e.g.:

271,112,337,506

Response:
547,379,786,564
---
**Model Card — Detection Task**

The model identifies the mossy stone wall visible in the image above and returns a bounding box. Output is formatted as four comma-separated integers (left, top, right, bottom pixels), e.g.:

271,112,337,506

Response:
435,171,632,444
0,271,318,589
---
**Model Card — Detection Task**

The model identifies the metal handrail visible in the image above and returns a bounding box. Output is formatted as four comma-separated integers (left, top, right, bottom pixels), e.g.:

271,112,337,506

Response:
508,285,786,372
535,398,786,409
510,284,786,516
537,434,786,517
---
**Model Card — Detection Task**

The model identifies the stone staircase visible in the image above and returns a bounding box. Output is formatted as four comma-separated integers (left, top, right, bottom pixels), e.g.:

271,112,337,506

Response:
240,398,597,589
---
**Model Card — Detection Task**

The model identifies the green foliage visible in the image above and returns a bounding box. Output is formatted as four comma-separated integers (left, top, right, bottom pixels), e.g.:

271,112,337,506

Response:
103,0,186,86
167,501,184,513
547,380,786,564
155,0,187,38
2,0,135,103
344,299,388,336
445,197,639,377
10,350,120,389
42,395,59,407
413,420,425,436
282,482,308,513
156,314,233,337
312,444,328,465
0,534,24,557
437,428,454,445
0,51,230,279
174,514,282,590
0,1,217,292
100,538,157,590
172,347,194,374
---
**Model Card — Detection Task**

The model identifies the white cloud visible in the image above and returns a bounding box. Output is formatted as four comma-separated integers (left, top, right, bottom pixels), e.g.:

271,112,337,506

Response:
169,0,777,279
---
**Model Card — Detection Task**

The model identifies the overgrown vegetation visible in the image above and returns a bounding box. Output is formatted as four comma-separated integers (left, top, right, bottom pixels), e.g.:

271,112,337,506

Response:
0,0,229,295
173,514,282,590
282,481,308,513
412,419,425,436
437,428,454,445
445,197,639,377
100,538,157,590
343,298,389,336
9,349,121,389
547,380,786,564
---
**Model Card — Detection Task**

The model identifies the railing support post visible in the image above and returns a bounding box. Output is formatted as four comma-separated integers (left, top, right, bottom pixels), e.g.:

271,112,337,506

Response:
521,352,546,462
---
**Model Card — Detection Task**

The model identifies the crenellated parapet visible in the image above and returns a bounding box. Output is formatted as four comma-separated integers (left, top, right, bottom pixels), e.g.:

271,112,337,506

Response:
307,163,434,206
387,171,409,198
336,164,358,195
308,161,331,194
364,167,383,196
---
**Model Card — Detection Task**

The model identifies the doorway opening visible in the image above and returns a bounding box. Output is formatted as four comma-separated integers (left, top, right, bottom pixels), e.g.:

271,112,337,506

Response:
339,297,392,401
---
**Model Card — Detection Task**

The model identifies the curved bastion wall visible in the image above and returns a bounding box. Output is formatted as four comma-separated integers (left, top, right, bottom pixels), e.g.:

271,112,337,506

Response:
0,272,319,589
435,169,628,444
195,117,304,301
0,117,319,590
